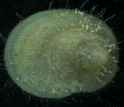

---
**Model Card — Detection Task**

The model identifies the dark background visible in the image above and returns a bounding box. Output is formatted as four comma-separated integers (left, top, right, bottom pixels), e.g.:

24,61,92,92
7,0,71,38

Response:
0,0,124,107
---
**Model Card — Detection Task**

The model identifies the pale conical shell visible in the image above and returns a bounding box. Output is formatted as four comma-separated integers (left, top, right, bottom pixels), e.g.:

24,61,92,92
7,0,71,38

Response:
4,9,119,98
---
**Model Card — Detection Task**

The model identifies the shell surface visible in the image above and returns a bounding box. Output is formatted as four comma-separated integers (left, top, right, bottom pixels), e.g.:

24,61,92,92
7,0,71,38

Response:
4,9,119,98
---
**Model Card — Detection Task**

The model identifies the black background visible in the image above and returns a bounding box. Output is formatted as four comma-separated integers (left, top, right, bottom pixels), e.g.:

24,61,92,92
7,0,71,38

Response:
0,0,124,107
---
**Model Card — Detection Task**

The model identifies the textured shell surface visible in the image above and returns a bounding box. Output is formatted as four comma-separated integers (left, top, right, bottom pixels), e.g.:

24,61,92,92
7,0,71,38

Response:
4,9,119,98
